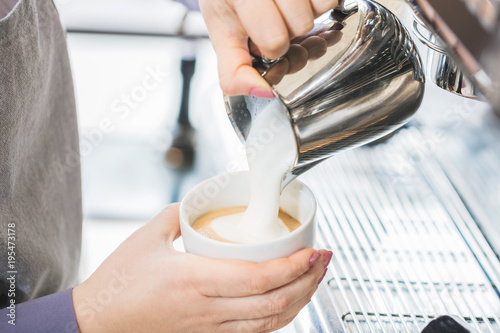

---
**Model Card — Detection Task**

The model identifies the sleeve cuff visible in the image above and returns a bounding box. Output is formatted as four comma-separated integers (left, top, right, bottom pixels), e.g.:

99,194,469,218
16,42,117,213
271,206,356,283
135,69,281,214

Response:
0,288,78,333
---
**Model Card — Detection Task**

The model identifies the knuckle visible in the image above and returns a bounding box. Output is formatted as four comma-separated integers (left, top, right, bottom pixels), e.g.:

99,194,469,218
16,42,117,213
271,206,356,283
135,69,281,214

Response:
294,256,308,274
307,286,317,301
260,32,289,57
217,64,242,96
292,20,314,36
268,316,294,333
269,292,290,314
264,314,282,331
219,78,238,96
288,257,306,280
234,321,255,333
248,271,269,294
219,81,233,96
281,316,295,330
311,0,338,16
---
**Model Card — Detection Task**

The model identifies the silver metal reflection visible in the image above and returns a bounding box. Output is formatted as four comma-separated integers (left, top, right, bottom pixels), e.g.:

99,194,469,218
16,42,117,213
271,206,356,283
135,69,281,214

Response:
413,18,479,99
225,0,425,181
405,0,500,115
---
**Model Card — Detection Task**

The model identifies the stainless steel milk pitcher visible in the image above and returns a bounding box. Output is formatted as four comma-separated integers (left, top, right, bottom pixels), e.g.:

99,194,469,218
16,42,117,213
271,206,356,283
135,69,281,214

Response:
225,0,425,179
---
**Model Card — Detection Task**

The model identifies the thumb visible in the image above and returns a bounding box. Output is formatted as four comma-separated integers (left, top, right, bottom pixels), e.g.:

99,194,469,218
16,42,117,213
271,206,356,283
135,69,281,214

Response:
217,53,272,97
150,203,182,244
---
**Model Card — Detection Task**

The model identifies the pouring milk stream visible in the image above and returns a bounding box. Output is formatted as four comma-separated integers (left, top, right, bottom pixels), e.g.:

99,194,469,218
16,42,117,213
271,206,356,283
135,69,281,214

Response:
211,100,297,243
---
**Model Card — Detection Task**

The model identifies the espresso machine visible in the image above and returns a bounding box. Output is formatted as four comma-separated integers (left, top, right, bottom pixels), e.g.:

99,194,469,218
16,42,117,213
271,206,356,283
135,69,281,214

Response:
225,0,500,331
407,0,500,115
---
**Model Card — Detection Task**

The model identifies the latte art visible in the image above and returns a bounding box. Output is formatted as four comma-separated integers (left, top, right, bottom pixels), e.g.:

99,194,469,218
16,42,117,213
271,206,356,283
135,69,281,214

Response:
192,207,302,244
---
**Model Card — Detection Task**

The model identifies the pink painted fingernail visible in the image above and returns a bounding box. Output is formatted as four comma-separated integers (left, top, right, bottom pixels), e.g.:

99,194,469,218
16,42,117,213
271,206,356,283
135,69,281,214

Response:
323,251,333,268
318,268,328,284
309,252,321,267
249,88,275,99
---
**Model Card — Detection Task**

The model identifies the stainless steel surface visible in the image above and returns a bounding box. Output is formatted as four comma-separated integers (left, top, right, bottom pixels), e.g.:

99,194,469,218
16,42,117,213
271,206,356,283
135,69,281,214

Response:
226,0,425,181
279,126,500,332
412,19,479,99
405,0,500,114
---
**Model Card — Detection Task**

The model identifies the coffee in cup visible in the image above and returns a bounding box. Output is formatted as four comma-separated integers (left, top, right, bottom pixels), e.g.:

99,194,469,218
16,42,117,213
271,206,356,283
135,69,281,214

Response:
192,206,302,243
180,171,316,262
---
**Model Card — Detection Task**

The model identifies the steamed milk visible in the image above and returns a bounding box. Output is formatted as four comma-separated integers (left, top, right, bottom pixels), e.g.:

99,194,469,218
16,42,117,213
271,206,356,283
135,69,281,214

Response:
205,99,298,243
193,207,302,243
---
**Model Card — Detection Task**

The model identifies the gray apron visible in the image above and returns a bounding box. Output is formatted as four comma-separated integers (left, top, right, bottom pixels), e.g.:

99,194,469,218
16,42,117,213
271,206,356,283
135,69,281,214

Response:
0,0,82,307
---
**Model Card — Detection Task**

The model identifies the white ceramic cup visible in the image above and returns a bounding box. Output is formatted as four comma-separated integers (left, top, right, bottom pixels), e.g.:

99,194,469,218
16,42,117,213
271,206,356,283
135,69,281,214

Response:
179,171,317,262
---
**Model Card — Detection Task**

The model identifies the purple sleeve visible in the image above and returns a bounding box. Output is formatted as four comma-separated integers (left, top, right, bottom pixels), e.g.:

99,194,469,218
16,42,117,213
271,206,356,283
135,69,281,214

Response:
173,0,200,11
0,289,78,333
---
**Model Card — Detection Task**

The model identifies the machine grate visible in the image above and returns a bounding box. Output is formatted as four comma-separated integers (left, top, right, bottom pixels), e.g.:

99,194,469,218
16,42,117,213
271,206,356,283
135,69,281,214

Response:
285,127,500,332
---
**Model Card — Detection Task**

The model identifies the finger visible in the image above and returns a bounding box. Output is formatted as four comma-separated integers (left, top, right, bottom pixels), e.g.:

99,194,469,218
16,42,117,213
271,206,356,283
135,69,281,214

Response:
200,2,271,96
259,289,317,333
310,0,339,18
149,203,181,243
234,0,290,59
216,49,272,97
195,248,324,297
275,0,314,38
215,250,325,321
260,317,295,333
219,280,319,332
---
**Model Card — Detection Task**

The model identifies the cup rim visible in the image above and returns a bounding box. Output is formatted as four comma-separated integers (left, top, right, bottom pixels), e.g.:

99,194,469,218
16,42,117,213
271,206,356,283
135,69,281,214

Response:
179,171,316,248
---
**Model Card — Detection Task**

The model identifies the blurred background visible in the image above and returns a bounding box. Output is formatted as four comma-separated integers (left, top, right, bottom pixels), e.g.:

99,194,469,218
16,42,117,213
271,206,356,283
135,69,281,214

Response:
52,1,500,331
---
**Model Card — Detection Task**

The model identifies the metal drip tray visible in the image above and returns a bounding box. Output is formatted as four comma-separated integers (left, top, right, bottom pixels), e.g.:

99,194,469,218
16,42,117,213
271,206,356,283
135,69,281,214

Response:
282,126,500,332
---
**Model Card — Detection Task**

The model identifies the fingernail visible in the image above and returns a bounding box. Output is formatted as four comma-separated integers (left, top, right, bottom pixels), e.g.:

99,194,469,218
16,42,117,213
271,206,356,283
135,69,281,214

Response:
249,88,275,99
318,268,328,284
323,251,333,268
309,251,321,267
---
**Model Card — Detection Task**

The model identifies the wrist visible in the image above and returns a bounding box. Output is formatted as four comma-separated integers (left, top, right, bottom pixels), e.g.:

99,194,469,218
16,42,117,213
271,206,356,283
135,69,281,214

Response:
72,281,116,333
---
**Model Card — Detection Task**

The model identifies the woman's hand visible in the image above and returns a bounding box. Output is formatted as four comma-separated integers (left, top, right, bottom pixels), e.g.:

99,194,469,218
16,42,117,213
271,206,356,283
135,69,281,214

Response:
199,0,339,97
73,203,332,333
